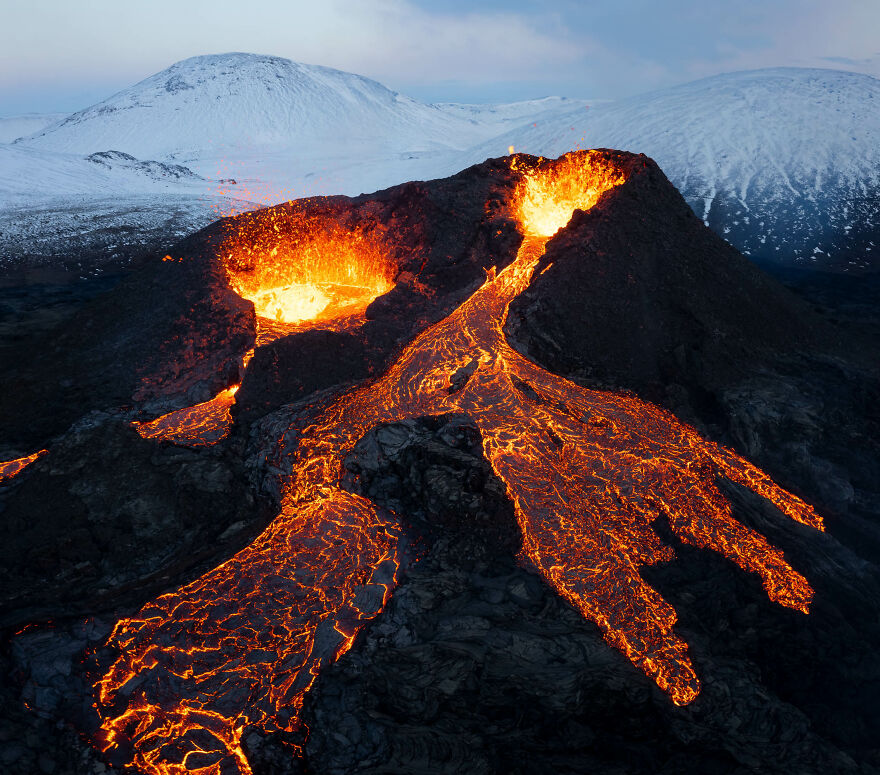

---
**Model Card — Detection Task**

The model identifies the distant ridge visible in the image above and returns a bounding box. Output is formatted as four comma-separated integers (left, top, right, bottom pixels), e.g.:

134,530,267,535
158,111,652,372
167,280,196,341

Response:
6,57,878,271
16,53,578,160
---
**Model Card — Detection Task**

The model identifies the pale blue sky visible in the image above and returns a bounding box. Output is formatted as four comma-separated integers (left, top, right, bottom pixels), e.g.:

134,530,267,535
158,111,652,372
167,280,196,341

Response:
1,0,878,115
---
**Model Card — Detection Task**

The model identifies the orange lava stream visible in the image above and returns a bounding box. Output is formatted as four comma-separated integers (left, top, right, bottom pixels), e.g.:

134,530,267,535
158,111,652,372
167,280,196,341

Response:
287,232,823,707
95,492,403,774
94,153,824,773
134,388,239,447
0,449,47,483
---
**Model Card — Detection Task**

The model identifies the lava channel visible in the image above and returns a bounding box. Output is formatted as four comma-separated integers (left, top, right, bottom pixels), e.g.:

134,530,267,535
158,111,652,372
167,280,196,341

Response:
93,151,824,774
134,387,240,447
0,449,47,483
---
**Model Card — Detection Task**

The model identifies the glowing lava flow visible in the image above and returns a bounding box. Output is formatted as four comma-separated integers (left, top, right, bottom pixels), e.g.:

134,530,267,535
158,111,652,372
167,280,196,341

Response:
94,152,823,773
134,388,239,447
0,449,47,483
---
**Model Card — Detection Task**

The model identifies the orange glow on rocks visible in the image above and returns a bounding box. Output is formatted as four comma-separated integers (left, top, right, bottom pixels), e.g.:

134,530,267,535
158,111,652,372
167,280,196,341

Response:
92,152,824,773
219,204,394,334
514,151,626,237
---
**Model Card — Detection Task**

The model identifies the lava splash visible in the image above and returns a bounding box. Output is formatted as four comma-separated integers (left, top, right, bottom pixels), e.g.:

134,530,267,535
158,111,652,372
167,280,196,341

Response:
220,202,394,342
92,151,824,774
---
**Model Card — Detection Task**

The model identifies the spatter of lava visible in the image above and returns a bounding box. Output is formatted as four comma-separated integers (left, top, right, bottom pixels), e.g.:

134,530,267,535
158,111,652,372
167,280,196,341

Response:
94,152,824,774
220,202,394,344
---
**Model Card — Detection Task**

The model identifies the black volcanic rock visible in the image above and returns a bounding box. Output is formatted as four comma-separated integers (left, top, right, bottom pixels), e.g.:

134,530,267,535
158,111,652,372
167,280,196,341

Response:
305,413,879,775
340,414,521,556
234,160,523,427
234,330,373,426
0,249,254,451
506,154,846,401
0,412,270,629
0,158,523,451
506,153,880,552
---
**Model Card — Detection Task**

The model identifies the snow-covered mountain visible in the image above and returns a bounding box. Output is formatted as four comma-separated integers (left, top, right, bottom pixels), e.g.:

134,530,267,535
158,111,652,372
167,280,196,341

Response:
18,53,578,160
4,57,878,274
1,53,584,273
6,52,586,212
463,68,880,271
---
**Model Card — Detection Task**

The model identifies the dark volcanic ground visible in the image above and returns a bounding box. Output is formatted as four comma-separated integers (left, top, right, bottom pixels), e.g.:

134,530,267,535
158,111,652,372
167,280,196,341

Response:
1,151,879,775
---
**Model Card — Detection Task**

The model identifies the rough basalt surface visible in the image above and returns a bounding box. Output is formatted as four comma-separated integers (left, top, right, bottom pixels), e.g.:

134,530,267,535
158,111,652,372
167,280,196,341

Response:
234,160,524,427
0,412,272,630
0,250,254,452
505,156,880,595
302,414,880,775
340,414,521,556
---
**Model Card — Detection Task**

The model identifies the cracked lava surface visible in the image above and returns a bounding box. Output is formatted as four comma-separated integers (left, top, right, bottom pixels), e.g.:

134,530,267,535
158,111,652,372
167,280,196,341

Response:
86,152,824,774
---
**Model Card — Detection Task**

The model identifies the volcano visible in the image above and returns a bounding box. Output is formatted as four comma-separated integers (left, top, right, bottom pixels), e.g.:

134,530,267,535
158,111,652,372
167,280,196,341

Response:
1,151,878,775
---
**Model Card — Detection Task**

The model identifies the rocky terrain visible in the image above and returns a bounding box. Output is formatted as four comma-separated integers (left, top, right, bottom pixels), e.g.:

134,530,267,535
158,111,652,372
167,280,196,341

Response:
0,151,878,774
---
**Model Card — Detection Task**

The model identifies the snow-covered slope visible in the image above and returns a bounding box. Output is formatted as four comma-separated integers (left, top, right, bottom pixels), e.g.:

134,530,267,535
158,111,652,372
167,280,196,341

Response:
436,97,587,131
18,53,579,161
0,113,68,144
0,145,217,204
5,59,877,274
0,145,227,274
462,69,880,271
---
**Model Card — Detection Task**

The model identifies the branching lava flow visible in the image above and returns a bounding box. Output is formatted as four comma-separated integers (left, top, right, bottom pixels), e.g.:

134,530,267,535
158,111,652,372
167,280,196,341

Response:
93,152,824,774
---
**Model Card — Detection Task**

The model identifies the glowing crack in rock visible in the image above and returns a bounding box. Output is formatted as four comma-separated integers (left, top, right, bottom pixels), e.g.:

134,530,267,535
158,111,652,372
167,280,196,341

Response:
94,152,824,774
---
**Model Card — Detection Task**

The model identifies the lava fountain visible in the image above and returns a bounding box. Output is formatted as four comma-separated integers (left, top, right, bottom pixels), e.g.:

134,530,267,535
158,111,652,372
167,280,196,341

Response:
220,203,394,343
93,152,824,774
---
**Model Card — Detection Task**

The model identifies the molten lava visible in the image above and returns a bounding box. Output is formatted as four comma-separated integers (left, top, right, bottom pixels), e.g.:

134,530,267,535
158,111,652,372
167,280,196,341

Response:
219,204,394,340
513,152,621,237
92,152,824,774
134,388,239,447
0,449,47,483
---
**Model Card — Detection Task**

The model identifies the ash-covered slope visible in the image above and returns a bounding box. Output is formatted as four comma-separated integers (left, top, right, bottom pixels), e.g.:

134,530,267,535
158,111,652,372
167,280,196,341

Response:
466,69,880,271
16,53,570,161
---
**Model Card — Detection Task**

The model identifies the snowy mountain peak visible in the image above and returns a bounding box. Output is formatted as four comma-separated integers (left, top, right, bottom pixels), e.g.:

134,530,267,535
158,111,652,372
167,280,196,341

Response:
16,52,487,159
133,52,406,104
